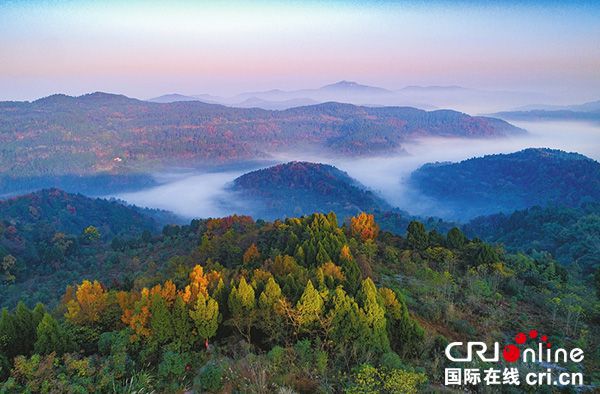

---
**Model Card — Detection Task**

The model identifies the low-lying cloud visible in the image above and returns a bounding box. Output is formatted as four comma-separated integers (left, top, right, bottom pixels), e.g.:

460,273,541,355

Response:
113,120,600,222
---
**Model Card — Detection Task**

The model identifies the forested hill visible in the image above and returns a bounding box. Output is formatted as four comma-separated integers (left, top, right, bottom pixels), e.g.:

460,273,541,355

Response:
0,189,164,303
464,202,600,270
0,93,522,179
229,161,392,220
409,148,600,219
0,210,596,392
0,188,159,240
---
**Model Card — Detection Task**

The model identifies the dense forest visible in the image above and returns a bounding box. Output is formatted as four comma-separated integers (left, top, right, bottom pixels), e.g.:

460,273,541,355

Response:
0,200,597,391
410,148,600,218
0,93,522,186
464,202,600,271
229,162,391,220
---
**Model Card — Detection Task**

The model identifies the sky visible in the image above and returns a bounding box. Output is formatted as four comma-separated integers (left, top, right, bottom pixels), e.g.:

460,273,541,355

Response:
1,0,599,101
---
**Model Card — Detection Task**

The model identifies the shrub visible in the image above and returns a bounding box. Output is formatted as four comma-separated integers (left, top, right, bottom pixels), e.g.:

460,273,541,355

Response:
194,362,223,393
380,352,404,370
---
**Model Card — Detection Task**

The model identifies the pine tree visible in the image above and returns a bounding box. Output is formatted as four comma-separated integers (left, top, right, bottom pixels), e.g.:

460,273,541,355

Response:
149,294,174,345
227,277,255,342
340,245,362,295
258,277,285,343
357,278,390,354
447,227,466,250
0,308,16,358
172,296,193,350
329,287,364,365
189,292,220,348
34,313,67,355
13,302,35,356
379,287,423,358
32,303,46,328
407,221,428,250
295,280,324,333
315,245,331,266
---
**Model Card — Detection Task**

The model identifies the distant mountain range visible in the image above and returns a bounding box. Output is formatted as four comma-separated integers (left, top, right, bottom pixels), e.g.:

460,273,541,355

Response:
0,92,522,189
147,80,550,113
409,148,600,218
491,99,600,122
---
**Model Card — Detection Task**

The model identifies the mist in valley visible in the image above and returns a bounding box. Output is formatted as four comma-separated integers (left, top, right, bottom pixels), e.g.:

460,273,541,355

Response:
112,120,600,222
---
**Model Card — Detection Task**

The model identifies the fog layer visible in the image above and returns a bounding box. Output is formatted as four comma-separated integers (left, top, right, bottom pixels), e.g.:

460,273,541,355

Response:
113,120,600,221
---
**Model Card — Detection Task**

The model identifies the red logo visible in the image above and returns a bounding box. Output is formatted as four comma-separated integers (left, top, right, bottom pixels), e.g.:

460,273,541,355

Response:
502,330,550,363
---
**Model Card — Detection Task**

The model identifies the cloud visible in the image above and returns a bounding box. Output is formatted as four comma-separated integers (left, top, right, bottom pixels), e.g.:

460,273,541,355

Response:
114,120,600,221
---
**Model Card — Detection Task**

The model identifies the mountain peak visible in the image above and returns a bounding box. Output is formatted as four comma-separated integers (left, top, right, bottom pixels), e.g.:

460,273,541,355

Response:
320,81,390,93
147,93,202,103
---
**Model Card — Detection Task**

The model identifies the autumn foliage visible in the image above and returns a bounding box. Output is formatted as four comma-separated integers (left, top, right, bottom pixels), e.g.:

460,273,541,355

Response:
350,212,379,241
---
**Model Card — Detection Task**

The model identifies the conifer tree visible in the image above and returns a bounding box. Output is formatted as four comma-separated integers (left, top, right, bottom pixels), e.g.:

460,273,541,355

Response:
379,287,424,358
172,296,193,351
149,294,174,345
407,221,429,250
0,308,16,358
189,292,220,348
34,313,68,355
13,302,34,356
329,287,364,365
357,278,390,354
295,280,324,333
258,277,285,343
340,245,362,295
31,303,46,328
447,227,466,250
227,277,255,342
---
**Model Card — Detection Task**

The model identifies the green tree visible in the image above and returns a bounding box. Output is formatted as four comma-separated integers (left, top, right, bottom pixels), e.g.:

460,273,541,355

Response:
32,303,46,328
227,277,255,342
81,225,101,243
379,288,424,358
340,245,362,296
149,294,174,345
295,280,324,333
446,227,466,249
329,287,364,366
172,296,193,351
0,308,16,359
357,278,390,354
189,292,220,348
407,221,429,250
34,313,68,355
1,254,16,284
13,302,35,356
258,277,285,343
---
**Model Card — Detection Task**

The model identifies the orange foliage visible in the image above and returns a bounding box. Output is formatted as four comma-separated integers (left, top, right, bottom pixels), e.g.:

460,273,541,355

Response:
65,280,108,325
243,243,260,264
179,264,209,304
340,244,353,262
148,280,177,305
321,261,345,282
206,215,254,235
350,212,379,241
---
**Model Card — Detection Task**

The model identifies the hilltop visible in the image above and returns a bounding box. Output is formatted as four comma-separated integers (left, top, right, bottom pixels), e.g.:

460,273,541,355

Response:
409,148,600,219
229,161,391,220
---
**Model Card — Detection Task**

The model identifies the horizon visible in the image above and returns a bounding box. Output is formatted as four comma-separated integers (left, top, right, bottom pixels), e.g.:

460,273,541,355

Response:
1,1,599,103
